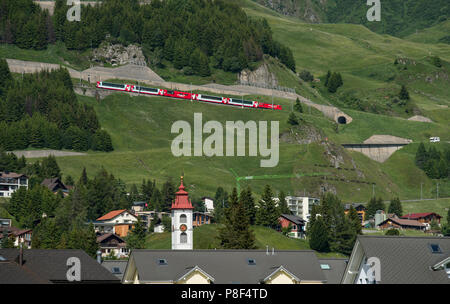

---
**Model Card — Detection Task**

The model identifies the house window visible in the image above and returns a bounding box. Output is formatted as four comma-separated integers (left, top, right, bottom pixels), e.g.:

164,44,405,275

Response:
180,214,187,223
180,232,187,243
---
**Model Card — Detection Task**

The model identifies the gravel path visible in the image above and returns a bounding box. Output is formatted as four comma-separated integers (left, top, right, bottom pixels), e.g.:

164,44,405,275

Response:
11,150,87,158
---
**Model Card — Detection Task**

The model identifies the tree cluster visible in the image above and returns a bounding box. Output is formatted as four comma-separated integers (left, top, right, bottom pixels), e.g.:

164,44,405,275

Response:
128,178,176,213
308,193,362,255
2,0,296,74
415,143,450,179
0,60,113,152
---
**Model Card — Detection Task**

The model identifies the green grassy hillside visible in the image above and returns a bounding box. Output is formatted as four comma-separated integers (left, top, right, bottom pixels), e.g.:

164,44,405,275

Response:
145,224,346,257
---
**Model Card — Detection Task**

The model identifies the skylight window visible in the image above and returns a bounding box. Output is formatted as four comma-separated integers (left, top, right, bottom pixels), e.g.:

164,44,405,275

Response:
247,259,256,265
112,267,121,274
158,259,168,265
320,264,331,270
429,244,442,254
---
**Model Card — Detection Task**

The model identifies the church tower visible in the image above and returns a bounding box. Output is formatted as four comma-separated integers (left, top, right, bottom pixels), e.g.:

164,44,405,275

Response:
171,176,194,250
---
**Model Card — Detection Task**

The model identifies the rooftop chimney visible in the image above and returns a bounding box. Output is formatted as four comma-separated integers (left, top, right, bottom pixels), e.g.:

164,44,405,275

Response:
266,245,269,256
96,250,102,264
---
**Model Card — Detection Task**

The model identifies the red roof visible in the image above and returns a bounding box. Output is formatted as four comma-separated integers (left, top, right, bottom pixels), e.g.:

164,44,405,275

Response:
96,209,127,221
401,212,442,220
171,176,193,210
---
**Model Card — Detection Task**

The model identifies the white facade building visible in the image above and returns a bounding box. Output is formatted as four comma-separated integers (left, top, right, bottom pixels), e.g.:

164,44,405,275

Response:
202,197,214,213
274,196,320,222
0,172,28,198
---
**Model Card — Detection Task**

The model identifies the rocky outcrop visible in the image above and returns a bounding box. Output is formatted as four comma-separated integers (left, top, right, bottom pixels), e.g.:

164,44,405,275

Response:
408,115,433,123
238,63,278,87
91,43,146,66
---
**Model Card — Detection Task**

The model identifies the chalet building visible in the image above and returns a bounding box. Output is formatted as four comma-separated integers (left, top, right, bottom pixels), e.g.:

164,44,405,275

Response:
94,209,138,238
342,236,450,284
344,203,366,225
377,216,426,231
278,214,306,239
401,212,442,224
97,233,129,258
41,178,70,196
0,226,32,248
122,250,327,284
0,171,28,198
193,211,212,227
0,249,120,284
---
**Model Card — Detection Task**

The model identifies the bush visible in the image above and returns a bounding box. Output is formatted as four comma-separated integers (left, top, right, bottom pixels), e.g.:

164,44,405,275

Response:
385,229,400,236
299,70,314,82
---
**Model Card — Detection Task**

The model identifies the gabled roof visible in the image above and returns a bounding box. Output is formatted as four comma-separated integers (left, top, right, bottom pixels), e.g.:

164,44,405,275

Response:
0,249,120,283
351,236,450,284
96,233,125,244
0,260,50,284
377,217,425,228
126,250,326,284
263,265,301,283
41,178,68,192
177,265,216,283
96,209,132,221
401,212,442,220
0,172,27,179
344,203,366,211
280,214,305,225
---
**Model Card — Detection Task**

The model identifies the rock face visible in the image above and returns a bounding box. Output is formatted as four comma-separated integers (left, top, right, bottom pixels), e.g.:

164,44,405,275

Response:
238,63,278,87
91,43,146,66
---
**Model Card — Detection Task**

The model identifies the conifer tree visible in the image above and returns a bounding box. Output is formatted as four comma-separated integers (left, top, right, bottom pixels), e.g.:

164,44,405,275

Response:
388,197,403,217
399,85,410,100
126,218,147,249
415,143,428,169
308,216,329,252
347,205,362,235
256,185,280,228
240,186,256,225
294,98,303,113
218,188,255,249
288,112,299,125
278,191,290,215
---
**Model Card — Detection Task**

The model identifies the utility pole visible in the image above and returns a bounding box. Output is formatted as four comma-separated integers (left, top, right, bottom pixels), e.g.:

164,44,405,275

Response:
420,182,423,200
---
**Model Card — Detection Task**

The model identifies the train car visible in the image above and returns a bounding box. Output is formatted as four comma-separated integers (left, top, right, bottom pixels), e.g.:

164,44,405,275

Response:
228,98,257,108
96,82,132,92
131,85,163,96
197,94,225,104
163,90,193,100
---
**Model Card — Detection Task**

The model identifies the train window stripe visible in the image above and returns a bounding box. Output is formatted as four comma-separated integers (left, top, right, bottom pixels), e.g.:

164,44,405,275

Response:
201,95,223,101
140,87,159,93
102,82,126,88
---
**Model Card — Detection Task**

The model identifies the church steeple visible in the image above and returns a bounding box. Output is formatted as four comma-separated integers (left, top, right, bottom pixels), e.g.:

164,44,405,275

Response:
171,176,193,250
171,176,194,210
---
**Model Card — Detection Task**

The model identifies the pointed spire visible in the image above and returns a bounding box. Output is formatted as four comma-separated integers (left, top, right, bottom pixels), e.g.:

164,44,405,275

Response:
171,176,193,210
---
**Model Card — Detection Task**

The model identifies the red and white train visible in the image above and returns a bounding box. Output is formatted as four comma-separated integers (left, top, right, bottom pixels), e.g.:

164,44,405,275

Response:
96,82,282,110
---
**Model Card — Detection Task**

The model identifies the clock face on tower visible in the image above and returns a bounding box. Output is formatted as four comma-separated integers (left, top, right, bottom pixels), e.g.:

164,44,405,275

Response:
180,224,187,232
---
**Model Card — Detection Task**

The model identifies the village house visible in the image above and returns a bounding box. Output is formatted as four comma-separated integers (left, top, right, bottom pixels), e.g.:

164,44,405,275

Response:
342,235,450,284
401,212,442,224
344,203,366,225
0,248,120,284
0,219,32,249
278,214,306,239
377,216,426,231
96,233,129,258
131,201,147,213
0,171,28,198
93,209,138,238
41,177,71,196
